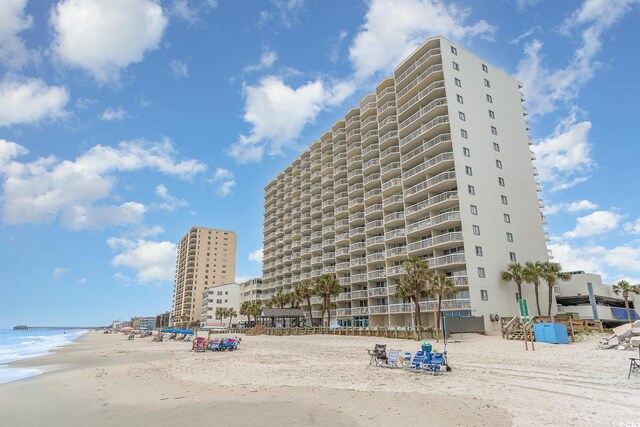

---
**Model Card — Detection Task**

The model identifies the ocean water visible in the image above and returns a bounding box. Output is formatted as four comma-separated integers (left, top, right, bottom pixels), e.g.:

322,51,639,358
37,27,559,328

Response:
0,329,86,384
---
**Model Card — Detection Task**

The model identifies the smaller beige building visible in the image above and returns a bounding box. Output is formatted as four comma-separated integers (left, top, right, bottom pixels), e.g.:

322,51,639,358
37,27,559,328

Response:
239,277,263,304
556,272,640,324
200,282,240,328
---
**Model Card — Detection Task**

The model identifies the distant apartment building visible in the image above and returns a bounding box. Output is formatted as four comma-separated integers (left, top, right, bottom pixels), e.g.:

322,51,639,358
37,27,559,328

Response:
131,317,156,330
155,311,171,328
239,277,263,304
262,36,549,331
556,272,640,324
200,282,240,328
171,226,237,325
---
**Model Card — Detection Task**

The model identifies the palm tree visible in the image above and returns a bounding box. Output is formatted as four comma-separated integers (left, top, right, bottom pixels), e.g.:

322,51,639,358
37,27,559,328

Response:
313,275,340,327
395,257,432,337
240,301,252,326
523,261,545,316
541,261,571,315
271,289,289,309
294,280,315,326
613,280,640,322
431,274,456,341
226,308,237,328
248,300,262,326
500,262,526,304
215,307,225,323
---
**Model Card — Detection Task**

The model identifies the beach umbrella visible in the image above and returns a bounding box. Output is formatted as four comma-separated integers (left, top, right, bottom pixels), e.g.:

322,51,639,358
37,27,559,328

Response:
160,328,172,333
120,326,134,332
180,329,194,334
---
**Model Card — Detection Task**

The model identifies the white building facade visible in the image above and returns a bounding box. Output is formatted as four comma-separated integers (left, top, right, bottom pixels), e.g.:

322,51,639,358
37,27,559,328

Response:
239,278,263,304
262,36,549,331
200,282,240,328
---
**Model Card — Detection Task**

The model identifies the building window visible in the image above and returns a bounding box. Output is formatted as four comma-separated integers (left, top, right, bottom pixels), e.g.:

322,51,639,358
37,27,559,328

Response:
463,147,470,157
486,94,493,103
504,213,511,223
457,94,464,104
484,78,491,88
489,110,495,119
491,126,498,135
482,64,488,72
217,291,222,295
506,232,513,242
453,61,459,71
493,142,500,152
478,267,486,278
224,299,228,303
473,225,480,235
498,177,505,186
451,46,457,55
459,111,466,121
465,166,473,176
468,185,475,195
496,159,503,169
461,129,468,139
481,290,488,301
454,77,461,87
216,299,222,304
510,252,517,262
470,204,478,215
475,246,483,256
501,195,508,205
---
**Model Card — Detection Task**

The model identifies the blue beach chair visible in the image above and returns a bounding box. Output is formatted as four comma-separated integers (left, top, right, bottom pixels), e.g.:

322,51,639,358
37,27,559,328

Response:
409,351,426,370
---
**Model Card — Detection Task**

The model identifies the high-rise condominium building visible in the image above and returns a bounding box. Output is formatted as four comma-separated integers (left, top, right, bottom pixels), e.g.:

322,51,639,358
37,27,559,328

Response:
262,36,549,331
172,226,237,325
239,277,263,304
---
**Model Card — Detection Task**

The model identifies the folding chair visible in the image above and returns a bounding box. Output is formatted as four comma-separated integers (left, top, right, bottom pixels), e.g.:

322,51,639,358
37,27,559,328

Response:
367,344,387,366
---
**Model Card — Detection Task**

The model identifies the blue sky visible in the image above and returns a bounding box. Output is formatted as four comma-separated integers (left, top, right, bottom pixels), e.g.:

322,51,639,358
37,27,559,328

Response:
1,0,639,327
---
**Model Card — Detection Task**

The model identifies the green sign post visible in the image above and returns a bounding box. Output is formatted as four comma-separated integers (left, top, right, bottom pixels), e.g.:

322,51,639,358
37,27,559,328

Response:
519,299,530,322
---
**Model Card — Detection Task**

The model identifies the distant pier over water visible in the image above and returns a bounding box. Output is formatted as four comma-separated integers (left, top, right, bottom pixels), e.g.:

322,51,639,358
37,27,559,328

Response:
13,325,100,330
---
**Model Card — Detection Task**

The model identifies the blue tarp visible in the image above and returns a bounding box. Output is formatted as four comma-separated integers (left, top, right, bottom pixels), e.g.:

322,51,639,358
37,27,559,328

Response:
611,307,640,321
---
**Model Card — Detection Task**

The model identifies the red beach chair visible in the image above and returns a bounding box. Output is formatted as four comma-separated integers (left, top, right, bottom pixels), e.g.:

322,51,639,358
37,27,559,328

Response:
192,337,207,352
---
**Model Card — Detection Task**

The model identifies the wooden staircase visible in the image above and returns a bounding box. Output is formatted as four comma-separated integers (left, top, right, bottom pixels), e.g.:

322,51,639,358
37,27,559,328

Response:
501,317,534,341
245,325,266,336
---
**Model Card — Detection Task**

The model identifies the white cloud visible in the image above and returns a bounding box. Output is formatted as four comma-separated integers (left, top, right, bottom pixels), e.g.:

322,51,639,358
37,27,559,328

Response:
155,184,187,211
50,0,168,82
52,266,69,278
108,237,176,282
170,0,218,25
515,0,540,11
211,168,236,196
0,0,38,68
550,242,640,282
248,248,263,263
216,180,236,197
532,111,593,191
516,0,640,116
0,77,69,127
61,202,146,230
349,0,495,81
170,60,189,79
624,219,640,235
214,168,234,181
567,199,598,212
244,49,278,73
100,107,127,121
545,199,598,215
0,138,206,228
563,210,622,239
229,76,355,163
75,97,96,110
259,0,305,28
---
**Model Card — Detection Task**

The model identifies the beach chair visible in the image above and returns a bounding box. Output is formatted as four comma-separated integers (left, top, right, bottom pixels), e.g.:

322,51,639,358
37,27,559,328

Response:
208,339,221,351
409,351,426,370
367,344,387,366
192,337,207,352
127,333,134,340
152,333,163,342
176,334,186,341
629,347,640,379
380,349,401,368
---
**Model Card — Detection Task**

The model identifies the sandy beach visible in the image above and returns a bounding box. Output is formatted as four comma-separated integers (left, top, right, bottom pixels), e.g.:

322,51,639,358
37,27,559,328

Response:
0,331,638,426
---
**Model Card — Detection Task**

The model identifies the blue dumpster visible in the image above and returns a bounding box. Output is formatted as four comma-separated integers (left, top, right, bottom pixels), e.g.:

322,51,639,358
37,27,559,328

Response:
533,323,569,344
